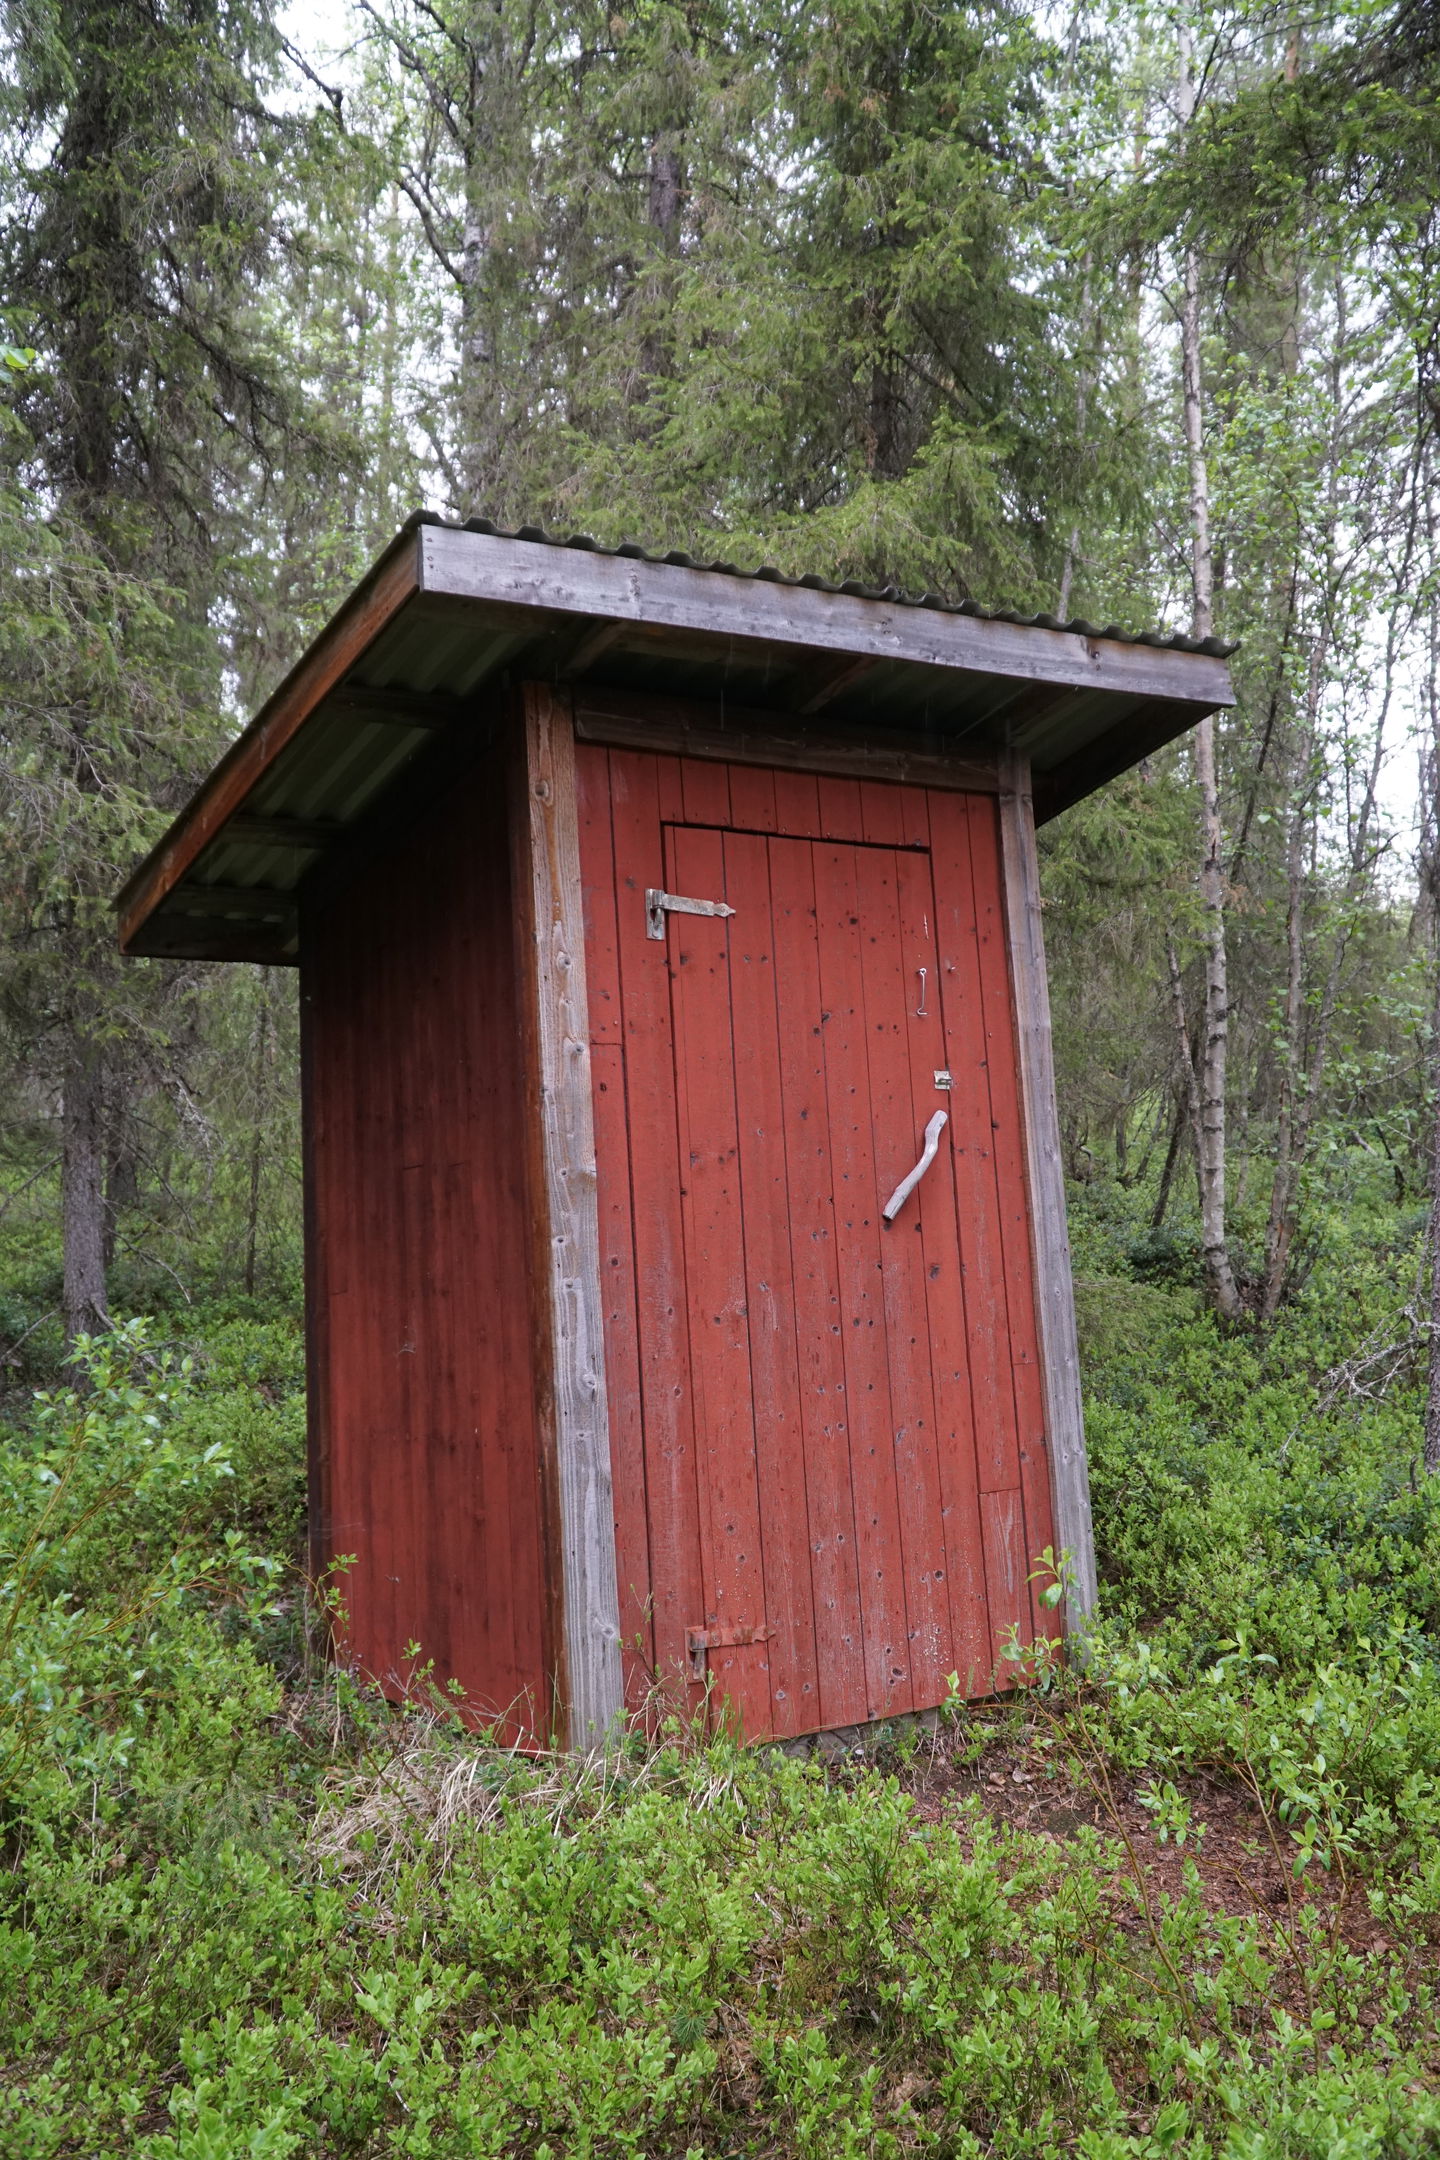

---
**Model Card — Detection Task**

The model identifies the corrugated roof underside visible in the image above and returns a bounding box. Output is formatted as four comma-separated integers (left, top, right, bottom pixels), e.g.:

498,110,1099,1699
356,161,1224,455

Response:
126,518,1233,961
150,618,1149,918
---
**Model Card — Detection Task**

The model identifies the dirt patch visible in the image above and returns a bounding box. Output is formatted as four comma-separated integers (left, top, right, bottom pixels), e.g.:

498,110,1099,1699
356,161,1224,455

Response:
906,1730,1395,1965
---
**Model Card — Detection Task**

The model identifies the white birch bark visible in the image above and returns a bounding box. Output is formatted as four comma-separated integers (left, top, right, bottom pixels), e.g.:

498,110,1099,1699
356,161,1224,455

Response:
1424,599,1440,1475
1179,22,1241,1321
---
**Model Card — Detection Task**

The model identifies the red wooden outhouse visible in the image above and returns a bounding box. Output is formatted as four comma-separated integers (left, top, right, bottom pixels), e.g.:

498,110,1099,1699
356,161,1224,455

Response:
118,518,1233,1748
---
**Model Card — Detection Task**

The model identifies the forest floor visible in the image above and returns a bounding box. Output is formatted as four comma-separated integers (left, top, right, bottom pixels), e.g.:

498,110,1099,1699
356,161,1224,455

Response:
4,1185,1440,2153
916,1734,1391,1955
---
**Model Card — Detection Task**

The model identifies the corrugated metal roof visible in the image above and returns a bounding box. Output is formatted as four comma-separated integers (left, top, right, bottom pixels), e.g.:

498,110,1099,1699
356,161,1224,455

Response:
414,511,1240,660
115,513,1238,966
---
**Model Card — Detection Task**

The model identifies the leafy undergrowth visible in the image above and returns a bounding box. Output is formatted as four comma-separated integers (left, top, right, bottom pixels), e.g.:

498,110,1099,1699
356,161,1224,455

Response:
3,1189,1440,2154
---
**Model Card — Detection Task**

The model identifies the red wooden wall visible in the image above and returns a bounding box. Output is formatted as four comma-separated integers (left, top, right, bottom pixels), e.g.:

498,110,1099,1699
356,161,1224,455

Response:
578,743,1055,1740
299,715,1057,1751
302,737,556,1742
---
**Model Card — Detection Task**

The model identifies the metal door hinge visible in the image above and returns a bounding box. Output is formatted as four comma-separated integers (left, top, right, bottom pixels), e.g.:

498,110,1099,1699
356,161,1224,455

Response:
687,1623,774,1679
646,888,735,940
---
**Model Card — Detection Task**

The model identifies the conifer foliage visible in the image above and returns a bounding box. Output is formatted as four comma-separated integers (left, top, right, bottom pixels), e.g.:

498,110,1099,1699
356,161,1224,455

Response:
0,0,1437,1350
0,0,347,1345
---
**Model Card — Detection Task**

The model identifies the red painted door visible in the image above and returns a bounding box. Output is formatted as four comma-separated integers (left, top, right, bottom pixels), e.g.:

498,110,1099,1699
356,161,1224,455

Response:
580,749,1052,1741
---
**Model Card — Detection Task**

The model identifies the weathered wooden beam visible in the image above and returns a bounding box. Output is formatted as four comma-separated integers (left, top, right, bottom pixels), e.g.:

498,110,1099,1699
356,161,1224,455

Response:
557,617,627,677
326,683,470,728
997,749,1095,1628
513,682,625,1749
575,688,999,794
163,883,298,921
421,524,1237,708
789,652,882,715
116,529,421,951
223,813,342,850
125,917,297,965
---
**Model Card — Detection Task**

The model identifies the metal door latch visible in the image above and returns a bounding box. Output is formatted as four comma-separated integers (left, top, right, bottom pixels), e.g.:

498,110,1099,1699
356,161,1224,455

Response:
687,1623,774,1678
646,889,736,940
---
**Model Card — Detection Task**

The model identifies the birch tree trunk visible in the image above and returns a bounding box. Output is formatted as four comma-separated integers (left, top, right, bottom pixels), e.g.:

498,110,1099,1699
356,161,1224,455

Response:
1260,635,1324,1323
1425,940,1440,1474
458,150,498,512
1179,22,1241,1321
1424,599,1440,1475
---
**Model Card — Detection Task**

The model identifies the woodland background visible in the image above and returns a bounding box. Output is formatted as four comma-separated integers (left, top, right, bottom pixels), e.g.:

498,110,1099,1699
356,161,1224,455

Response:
2,0,1439,1359
5,2,1440,2153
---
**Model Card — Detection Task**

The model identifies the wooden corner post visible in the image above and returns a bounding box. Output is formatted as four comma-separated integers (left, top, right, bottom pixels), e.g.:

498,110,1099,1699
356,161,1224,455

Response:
998,750,1098,1626
515,682,626,1746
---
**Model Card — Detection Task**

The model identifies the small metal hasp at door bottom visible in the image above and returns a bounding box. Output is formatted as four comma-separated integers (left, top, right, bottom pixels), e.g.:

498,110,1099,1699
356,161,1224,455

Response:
687,1623,774,1679
882,1109,949,1223
646,888,736,940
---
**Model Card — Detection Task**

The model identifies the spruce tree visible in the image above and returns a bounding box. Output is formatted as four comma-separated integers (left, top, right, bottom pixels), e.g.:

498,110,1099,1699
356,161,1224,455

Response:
0,0,343,1343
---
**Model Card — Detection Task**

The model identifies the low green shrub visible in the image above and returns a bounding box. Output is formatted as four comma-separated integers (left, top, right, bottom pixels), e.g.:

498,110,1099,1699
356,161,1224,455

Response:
2,1182,1439,2152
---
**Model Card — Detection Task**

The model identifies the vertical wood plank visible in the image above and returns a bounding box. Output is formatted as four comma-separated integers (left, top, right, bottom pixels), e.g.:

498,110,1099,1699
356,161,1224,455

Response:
980,1486,1027,1674
965,792,1056,1640
812,839,912,1720
997,751,1097,1625
856,779,905,847
607,747,707,1708
726,762,779,832
771,769,824,836
591,1041,654,1699
926,792,1024,1500
815,774,864,842
576,746,654,1702
517,683,626,1744
680,755,731,826
655,754,687,822
891,841,993,1694
668,822,771,1738
853,837,950,1699
298,966,331,1594
724,826,820,1735
768,834,868,1730
578,746,624,1046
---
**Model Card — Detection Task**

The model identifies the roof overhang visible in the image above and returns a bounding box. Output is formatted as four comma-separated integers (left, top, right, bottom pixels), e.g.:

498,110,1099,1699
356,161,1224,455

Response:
116,515,1235,964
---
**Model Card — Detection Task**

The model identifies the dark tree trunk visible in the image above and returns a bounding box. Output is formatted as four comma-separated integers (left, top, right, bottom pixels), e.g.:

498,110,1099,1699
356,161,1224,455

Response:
243,970,272,1297
648,140,682,246
1151,1094,1187,1232
637,138,684,401
62,1038,109,1347
1426,997,1440,1474
104,1089,140,1272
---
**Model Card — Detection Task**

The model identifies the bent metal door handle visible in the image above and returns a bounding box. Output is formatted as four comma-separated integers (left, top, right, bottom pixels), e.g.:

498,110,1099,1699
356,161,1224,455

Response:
646,888,735,940
882,1109,949,1223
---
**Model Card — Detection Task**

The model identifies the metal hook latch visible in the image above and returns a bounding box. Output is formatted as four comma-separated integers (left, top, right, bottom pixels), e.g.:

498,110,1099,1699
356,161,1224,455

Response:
646,889,736,940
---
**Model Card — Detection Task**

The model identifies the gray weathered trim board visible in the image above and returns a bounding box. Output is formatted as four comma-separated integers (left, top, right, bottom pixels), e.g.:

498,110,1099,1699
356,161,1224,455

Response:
519,685,626,1744
997,749,1097,1626
421,524,1235,709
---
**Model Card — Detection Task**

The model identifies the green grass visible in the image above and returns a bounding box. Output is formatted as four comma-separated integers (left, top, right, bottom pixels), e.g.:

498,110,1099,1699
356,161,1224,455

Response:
2,1185,1439,2154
